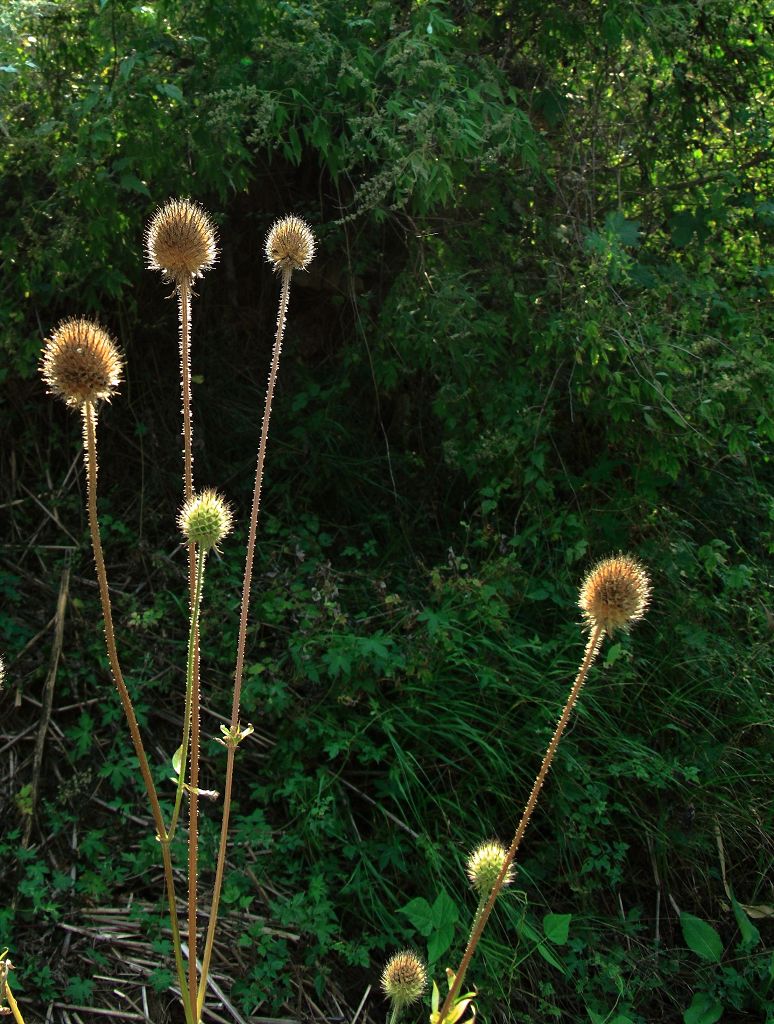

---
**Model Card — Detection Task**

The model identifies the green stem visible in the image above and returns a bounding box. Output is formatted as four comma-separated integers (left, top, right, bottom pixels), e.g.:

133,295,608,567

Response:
169,545,206,840
388,1006,401,1024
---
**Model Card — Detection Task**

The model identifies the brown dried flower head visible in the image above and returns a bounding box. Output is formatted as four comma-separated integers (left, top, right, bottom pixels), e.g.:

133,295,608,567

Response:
579,554,651,635
178,488,233,551
381,950,427,1008
145,198,218,285
264,215,315,272
466,840,514,895
40,318,123,408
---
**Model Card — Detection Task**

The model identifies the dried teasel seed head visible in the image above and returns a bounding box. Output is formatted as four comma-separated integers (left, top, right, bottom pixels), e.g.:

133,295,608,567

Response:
578,554,651,635
264,214,315,272
381,950,427,1008
145,198,218,285
40,318,123,408
178,489,233,551
466,840,514,895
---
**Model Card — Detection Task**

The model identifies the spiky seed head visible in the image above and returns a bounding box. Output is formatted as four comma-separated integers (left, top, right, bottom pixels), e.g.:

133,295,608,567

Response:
466,840,514,895
40,318,123,409
178,489,233,551
145,198,218,285
264,215,315,272
381,951,427,1008
578,554,651,635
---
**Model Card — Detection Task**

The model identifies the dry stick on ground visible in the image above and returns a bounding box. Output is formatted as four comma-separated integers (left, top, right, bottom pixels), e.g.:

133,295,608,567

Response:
436,624,605,1024
22,558,70,847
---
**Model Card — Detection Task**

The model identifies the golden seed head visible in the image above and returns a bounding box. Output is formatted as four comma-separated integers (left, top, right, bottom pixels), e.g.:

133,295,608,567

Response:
381,951,427,1008
264,214,315,272
40,318,123,409
466,840,514,895
145,198,218,285
578,554,651,635
178,489,233,551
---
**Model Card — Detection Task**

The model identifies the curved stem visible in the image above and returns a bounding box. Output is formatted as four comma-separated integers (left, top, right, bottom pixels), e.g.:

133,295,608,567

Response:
197,266,293,1017
436,624,605,1024
82,402,194,1024
169,545,206,839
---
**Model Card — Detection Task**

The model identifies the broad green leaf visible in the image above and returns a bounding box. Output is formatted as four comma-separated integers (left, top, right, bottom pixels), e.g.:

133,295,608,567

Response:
683,991,723,1024
543,912,572,945
427,923,454,965
680,912,723,962
431,889,459,930
399,897,434,936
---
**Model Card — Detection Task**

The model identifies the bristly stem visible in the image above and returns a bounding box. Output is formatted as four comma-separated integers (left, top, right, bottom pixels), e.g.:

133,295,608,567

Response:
197,266,293,1016
436,624,605,1024
82,401,195,1024
178,275,202,1015
169,544,206,839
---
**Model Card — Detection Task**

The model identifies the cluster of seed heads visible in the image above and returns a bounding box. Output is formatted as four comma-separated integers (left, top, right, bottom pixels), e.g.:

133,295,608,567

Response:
40,318,123,408
578,554,651,635
145,198,219,286
381,950,428,1009
466,840,514,895
178,489,233,551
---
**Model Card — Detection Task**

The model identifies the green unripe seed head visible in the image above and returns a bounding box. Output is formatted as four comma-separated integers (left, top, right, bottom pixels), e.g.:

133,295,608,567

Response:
178,489,233,550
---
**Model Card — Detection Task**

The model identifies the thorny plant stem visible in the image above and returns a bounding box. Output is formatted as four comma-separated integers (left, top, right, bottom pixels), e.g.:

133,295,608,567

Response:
179,276,201,1015
197,266,293,1017
436,624,605,1024
169,545,206,839
82,402,195,1024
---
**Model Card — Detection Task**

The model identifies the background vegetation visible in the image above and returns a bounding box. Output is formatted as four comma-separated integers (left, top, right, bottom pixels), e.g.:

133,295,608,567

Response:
1,1,772,1021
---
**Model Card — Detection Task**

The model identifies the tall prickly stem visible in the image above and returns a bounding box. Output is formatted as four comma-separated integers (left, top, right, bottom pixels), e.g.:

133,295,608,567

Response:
146,198,218,1013
40,319,195,1023
197,215,316,1016
436,555,651,1023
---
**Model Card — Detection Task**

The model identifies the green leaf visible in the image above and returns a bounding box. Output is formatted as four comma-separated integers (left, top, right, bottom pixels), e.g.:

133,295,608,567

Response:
427,922,454,965
683,991,723,1024
119,173,151,197
543,912,572,945
680,912,724,962
158,82,183,102
399,897,434,936
172,744,183,778
730,896,761,950
431,889,459,930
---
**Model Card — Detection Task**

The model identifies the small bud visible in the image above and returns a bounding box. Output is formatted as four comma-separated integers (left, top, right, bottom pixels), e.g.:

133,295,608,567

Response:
381,951,427,1008
578,554,651,635
40,318,123,409
466,840,514,895
178,489,233,551
146,198,218,285
264,215,315,272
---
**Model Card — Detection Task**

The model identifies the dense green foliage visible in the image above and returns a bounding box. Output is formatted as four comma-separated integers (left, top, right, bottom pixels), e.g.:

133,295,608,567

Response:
1,1,772,1021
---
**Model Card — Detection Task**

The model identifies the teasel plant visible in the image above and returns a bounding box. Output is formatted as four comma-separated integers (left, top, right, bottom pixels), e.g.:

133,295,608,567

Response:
146,197,218,1013
36,208,316,1024
427,554,651,1024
